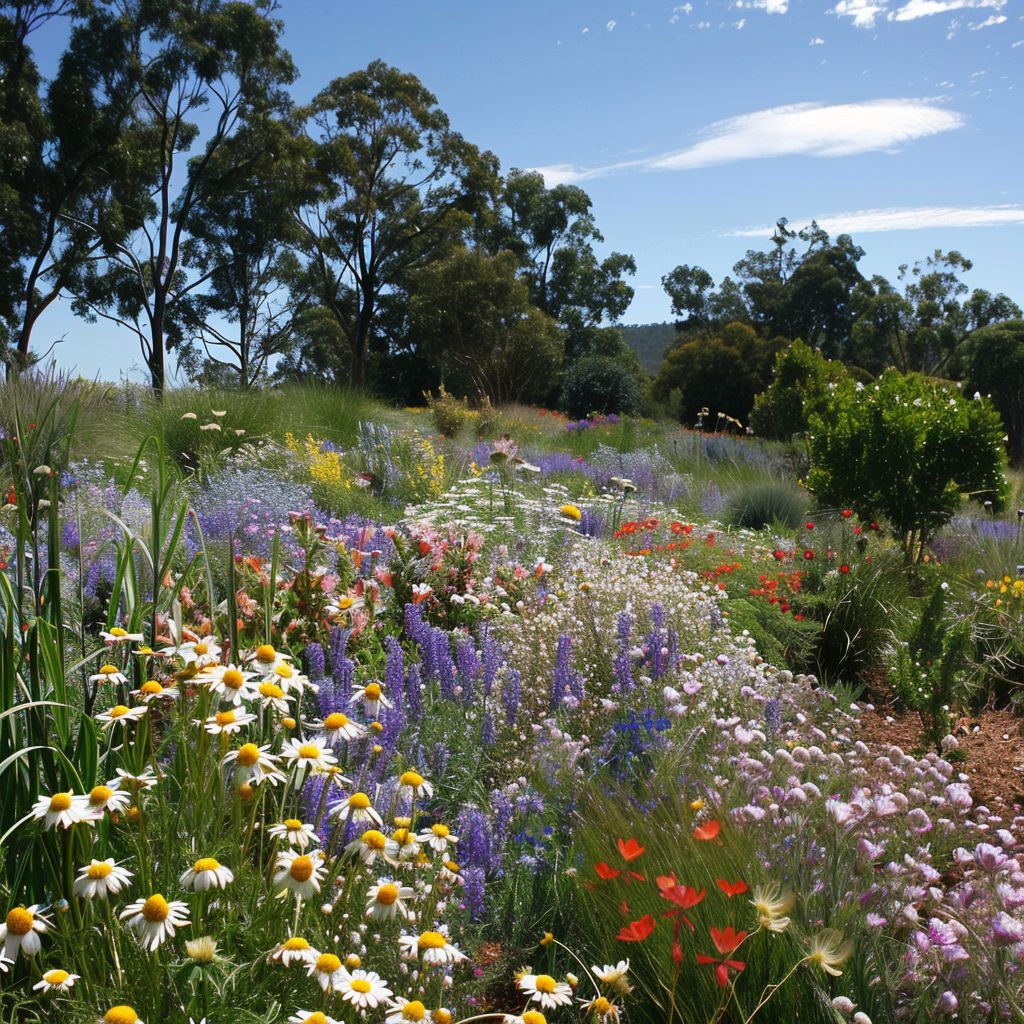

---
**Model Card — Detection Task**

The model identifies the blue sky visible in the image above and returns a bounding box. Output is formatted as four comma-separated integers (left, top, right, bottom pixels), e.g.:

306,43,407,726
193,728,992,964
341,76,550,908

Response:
28,0,1024,380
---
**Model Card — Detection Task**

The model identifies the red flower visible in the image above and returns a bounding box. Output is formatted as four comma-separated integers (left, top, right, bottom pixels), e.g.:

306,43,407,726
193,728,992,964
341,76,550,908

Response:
658,879,706,933
842,508,853,518
696,952,746,988
870,522,880,531
595,862,621,881
692,820,721,842
617,914,656,942
617,837,645,862
716,879,749,898
805,522,815,530
772,549,785,561
840,564,850,574
643,518,660,530
710,926,747,955
803,550,814,560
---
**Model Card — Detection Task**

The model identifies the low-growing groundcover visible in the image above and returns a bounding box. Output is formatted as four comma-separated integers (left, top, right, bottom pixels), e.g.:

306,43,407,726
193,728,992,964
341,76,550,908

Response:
1,394,1024,1024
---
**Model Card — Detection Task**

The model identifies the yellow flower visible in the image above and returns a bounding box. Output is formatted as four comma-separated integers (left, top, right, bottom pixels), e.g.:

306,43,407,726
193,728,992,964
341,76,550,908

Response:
751,882,795,932
539,931,554,947
559,504,582,522
807,928,852,976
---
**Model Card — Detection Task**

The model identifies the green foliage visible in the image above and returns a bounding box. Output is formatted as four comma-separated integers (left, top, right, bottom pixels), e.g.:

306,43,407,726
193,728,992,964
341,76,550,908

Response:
652,322,785,427
560,353,644,419
965,319,1024,464
425,385,472,438
750,339,849,440
807,370,1008,559
723,479,808,530
619,322,677,374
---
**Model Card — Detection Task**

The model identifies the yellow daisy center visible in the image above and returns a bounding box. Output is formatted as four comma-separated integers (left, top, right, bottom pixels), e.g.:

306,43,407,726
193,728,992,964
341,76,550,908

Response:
324,712,349,729
290,856,314,882
418,930,446,950
222,669,244,690
535,974,557,993
370,720,384,732
297,743,320,760
276,662,293,678
49,792,73,812
351,978,372,994
99,664,119,675
89,785,114,805
400,770,425,789
363,683,382,700
284,818,303,830
316,952,341,973
348,792,371,810
109,627,128,637
592,997,613,1012
238,783,254,802
346,953,362,968
362,829,386,850
215,710,237,726
6,907,33,935
446,860,460,872
522,1013,547,1024
104,1008,139,1024
108,705,131,718
303,1014,329,1024
88,862,114,879
236,743,260,767
43,969,70,984
337,596,354,610
393,827,412,845
255,644,276,663
194,858,220,873
432,824,450,838
376,883,400,906
141,894,169,922
259,682,284,698
140,681,163,695
283,936,310,950
434,1012,454,1024
402,1003,427,1022
194,642,208,655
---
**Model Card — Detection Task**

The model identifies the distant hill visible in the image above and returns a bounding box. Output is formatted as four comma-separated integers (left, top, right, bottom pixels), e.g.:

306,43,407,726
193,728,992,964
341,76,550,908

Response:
619,321,678,374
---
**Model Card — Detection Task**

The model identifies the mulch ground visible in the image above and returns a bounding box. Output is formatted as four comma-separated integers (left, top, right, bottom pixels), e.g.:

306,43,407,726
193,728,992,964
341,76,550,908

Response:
859,704,1024,812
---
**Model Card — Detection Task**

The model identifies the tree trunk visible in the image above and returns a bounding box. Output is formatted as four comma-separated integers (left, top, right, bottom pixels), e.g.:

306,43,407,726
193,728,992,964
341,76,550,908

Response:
150,303,166,394
353,292,375,390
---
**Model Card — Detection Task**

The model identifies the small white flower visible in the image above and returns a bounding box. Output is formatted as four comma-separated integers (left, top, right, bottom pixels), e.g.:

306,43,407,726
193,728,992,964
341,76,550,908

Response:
180,857,234,891
337,968,393,1011
274,849,326,900
33,967,79,992
0,905,50,960
119,894,190,951
365,880,414,922
95,704,148,728
517,972,574,1009
74,859,133,899
268,935,319,966
268,819,320,850
31,791,90,830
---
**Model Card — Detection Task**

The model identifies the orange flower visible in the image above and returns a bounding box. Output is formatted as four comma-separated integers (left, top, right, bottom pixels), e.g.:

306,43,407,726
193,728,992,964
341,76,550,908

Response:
617,915,656,942
617,837,644,862
710,926,746,955
716,879,748,898
595,862,621,881
692,820,721,842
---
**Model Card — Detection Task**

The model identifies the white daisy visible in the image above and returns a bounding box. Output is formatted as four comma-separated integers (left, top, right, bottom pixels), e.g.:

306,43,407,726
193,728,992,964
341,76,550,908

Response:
180,858,234,891
89,663,129,686
338,968,393,1011
350,681,392,718
592,960,631,994
207,665,258,705
319,711,366,744
281,737,337,772
264,660,313,694
439,859,463,886
175,636,222,667
365,880,414,922
199,708,256,735
268,819,320,849
249,643,291,675
131,679,179,703
517,974,574,1010
274,849,326,900
100,627,144,644
99,1006,144,1024
119,894,190,951
398,930,466,965
256,681,293,714
307,951,345,991
31,791,90,829
396,770,433,802
385,999,431,1023
0,905,50,959
384,827,421,864
346,828,389,866
223,743,285,786
74,859,133,899
95,704,148,728
332,791,384,827
288,1011,340,1024
417,823,458,855
110,768,159,792
269,935,320,967
33,967,79,992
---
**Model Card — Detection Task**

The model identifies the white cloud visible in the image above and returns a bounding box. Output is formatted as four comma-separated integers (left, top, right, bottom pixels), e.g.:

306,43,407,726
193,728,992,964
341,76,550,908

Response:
529,99,964,185
582,26,590,33
737,0,790,12
669,2,694,21
971,13,1008,26
1013,38,1024,46
695,19,711,27
727,205,1024,236
830,0,888,28
810,35,827,43
607,19,617,30
734,17,747,28
889,0,1004,20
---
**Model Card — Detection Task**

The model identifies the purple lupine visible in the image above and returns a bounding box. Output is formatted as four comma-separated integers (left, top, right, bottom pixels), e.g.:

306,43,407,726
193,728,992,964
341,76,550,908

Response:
405,664,423,722
404,602,430,648
429,742,451,780
463,866,486,921
438,639,458,702
502,669,522,725
481,712,495,747
764,698,782,737
550,634,573,711
322,628,355,716
305,641,326,680
456,637,479,702
457,807,492,872
480,629,501,698
646,603,667,680
384,637,404,705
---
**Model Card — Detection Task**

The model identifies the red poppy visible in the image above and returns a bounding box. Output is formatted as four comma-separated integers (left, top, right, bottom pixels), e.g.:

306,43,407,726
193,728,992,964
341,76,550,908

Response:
643,518,660,530
803,550,814,560
617,837,645,862
617,915,656,942
842,508,853,518
805,522,815,530
840,564,850,574
692,820,721,841
696,952,746,988
710,926,747,955
595,862,621,881
716,879,748,898
659,879,706,934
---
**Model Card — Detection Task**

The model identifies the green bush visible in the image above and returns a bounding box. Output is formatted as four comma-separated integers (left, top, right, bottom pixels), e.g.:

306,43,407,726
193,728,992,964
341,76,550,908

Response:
965,319,1024,464
750,339,848,440
560,353,644,419
723,479,808,530
807,370,1008,560
424,384,471,437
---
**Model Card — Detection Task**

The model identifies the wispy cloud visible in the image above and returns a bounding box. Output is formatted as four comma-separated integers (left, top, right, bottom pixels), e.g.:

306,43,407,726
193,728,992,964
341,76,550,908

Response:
606,19,617,30
726,205,1024,237
529,99,964,185
971,13,1007,27
833,0,1007,26
809,35,827,43
736,0,790,14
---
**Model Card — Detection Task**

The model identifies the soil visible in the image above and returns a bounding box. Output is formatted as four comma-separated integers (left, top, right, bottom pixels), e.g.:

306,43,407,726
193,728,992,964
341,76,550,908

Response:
859,704,1024,811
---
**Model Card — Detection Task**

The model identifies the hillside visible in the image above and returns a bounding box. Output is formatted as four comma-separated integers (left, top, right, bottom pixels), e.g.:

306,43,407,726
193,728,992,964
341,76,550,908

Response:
619,321,678,373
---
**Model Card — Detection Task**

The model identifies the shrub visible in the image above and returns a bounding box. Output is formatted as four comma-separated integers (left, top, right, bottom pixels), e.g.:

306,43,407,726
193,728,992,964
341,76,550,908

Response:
749,339,848,440
560,353,644,419
723,479,808,530
807,370,1008,561
965,319,1024,464
424,384,471,437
